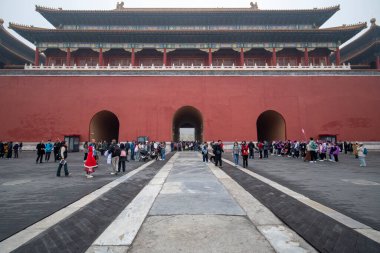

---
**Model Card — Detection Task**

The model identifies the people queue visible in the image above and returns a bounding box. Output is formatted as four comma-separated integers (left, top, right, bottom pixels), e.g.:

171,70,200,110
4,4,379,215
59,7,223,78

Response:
199,138,368,168
0,141,22,159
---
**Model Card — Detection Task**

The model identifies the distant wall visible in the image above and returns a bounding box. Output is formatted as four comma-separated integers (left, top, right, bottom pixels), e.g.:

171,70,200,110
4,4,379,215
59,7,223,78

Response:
0,75,379,142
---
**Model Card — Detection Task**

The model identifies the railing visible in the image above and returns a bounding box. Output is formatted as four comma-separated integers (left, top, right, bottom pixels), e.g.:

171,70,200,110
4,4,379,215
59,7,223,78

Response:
24,63,352,71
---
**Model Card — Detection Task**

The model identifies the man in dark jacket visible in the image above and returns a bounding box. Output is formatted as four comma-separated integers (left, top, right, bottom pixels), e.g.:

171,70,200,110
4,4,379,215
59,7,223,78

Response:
53,140,61,162
56,141,70,177
7,142,13,159
248,141,255,159
0,141,4,158
213,140,224,168
36,141,45,163
108,139,120,174
13,143,19,158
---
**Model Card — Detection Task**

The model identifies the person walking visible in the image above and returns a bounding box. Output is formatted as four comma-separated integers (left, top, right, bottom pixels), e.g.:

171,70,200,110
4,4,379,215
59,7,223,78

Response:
213,140,224,168
232,142,240,166
53,140,61,162
201,142,209,162
108,139,120,175
45,140,53,162
257,141,263,159
83,141,89,162
0,141,4,159
7,142,13,159
248,141,255,159
263,141,269,158
160,142,166,161
84,144,98,178
333,143,341,162
13,143,19,158
36,141,45,163
118,143,128,173
130,141,135,161
56,141,70,177
358,143,367,167
308,138,318,163
353,142,359,159
241,141,249,168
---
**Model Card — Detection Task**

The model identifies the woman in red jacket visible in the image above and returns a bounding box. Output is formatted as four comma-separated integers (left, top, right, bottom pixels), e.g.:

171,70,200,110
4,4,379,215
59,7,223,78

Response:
241,141,249,168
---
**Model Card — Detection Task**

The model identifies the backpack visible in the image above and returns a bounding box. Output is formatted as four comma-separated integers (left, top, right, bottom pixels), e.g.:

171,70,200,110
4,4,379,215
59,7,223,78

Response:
363,148,368,155
120,150,127,157
202,147,208,155
114,145,121,156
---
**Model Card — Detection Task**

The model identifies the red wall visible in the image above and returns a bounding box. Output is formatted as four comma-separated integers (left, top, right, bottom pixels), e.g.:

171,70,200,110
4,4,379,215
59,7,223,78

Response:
0,75,379,142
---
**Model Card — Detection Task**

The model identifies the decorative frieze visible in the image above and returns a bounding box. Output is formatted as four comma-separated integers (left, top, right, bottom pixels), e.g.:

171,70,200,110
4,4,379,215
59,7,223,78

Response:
37,42,338,51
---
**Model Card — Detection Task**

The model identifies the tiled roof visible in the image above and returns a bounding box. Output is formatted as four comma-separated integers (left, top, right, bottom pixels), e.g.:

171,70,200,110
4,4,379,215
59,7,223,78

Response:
0,21,38,64
35,5,340,13
9,22,366,45
35,5,340,28
339,19,380,63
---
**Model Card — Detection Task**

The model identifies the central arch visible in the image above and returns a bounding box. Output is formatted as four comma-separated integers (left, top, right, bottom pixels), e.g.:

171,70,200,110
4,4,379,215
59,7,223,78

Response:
172,106,203,142
89,110,120,142
257,110,286,141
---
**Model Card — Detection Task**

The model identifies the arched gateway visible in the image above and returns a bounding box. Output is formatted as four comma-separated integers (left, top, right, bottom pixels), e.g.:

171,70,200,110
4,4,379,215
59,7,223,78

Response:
257,110,286,141
89,110,119,142
173,106,203,142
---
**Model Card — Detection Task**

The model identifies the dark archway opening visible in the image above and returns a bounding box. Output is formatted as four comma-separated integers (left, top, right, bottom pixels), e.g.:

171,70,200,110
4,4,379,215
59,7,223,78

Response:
173,106,203,142
89,110,120,142
257,110,286,142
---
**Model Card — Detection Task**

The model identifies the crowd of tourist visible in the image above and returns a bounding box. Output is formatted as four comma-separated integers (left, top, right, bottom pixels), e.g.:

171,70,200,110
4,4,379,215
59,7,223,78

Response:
198,138,368,168
81,139,169,179
0,137,370,180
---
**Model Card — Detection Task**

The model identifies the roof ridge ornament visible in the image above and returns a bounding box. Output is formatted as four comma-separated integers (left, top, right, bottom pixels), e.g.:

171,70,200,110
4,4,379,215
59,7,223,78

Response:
370,18,376,27
250,2,259,10
116,1,126,10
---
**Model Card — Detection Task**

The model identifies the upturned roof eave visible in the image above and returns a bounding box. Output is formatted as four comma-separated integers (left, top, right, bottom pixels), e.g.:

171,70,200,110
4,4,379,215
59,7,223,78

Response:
340,24,379,56
35,5,340,28
35,5,340,14
9,22,366,34
0,23,39,61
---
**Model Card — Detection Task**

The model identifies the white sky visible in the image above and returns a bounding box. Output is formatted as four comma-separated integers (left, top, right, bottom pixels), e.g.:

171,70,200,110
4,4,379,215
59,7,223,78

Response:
1,0,379,49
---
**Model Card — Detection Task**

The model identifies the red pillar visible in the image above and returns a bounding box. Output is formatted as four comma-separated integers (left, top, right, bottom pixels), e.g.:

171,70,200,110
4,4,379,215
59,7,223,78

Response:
272,48,277,66
304,48,309,66
240,48,245,66
163,48,167,66
376,56,380,70
98,48,104,66
208,48,213,66
335,47,340,66
34,47,40,66
131,48,135,66
66,48,71,66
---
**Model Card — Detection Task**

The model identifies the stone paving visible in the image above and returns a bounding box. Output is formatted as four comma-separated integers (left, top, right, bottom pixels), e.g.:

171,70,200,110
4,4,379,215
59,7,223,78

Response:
128,152,273,253
0,150,379,252
223,151,380,230
0,151,142,241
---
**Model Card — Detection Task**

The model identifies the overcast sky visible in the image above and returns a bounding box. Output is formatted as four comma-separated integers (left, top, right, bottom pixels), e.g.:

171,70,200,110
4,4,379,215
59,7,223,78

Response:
1,0,379,49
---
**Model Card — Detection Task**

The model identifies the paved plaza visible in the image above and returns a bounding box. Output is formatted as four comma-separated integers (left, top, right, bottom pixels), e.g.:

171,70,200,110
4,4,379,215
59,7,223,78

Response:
0,151,379,252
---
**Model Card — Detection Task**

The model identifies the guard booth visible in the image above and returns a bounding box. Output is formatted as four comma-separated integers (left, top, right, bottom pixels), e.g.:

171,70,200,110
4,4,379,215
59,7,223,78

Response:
137,136,149,143
64,135,80,152
319,134,337,143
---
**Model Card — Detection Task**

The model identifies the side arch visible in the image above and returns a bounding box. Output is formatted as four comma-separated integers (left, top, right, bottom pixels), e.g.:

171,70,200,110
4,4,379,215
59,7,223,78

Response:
89,110,120,142
256,110,286,141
